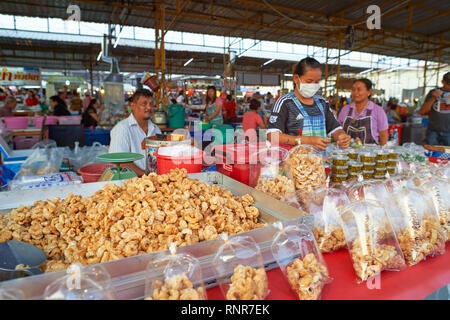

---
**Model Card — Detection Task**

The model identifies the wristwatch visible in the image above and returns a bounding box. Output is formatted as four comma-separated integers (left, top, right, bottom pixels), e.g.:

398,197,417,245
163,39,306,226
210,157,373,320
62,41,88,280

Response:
295,136,302,145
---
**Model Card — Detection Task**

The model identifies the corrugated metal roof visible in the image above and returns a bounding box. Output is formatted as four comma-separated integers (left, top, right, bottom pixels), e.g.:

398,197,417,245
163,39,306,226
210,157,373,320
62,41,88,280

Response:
0,0,448,63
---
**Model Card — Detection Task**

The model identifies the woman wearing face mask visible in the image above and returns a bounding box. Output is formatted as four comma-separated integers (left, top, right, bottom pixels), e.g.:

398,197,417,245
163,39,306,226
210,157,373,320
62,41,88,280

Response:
267,57,351,150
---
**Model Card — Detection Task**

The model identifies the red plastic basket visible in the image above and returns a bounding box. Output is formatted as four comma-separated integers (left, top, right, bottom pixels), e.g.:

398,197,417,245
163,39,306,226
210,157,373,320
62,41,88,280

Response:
77,163,115,183
156,149,204,175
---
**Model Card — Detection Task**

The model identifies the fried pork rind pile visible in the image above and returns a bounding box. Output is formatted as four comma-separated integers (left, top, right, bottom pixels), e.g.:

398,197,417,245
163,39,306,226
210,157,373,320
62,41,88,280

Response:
386,187,446,266
226,265,268,300
271,223,331,300
340,200,406,282
286,253,329,300
213,235,269,300
285,146,326,195
308,187,349,253
0,169,264,273
146,272,206,300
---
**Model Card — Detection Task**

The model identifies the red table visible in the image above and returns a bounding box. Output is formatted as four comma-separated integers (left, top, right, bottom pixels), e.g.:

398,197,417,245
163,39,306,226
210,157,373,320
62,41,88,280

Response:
207,243,450,300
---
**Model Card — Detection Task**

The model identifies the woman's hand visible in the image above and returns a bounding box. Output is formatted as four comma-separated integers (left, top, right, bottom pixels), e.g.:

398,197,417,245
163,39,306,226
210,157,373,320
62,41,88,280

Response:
336,133,351,149
302,136,331,150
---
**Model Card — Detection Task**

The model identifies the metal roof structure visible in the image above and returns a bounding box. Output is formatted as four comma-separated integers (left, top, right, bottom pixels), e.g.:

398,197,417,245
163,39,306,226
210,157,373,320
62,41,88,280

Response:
0,0,448,63
0,36,364,76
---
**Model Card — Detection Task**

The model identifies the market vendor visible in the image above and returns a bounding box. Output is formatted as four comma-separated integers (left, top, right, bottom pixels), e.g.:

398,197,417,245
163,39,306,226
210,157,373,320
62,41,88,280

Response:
337,79,389,145
203,85,223,126
0,96,16,117
419,72,450,146
109,89,162,176
267,57,351,150
49,96,71,116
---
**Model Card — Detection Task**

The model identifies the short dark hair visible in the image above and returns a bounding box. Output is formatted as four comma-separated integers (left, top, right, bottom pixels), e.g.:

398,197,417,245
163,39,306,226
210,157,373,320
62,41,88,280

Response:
249,98,261,110
294,57,322,76
353,78,373,91
50,95,64,105
226,94,232,101
444,72,450,84
132,89,153,103
171,98,177,104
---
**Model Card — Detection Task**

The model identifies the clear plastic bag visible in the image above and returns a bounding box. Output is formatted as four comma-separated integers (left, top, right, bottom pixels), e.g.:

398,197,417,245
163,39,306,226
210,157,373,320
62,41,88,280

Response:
339,200,406,282
213,234,268,300
345,177,391,204
8,171,83,190
285,145,326,200
308,187,348,253
386,187,446,265
43,263,115,300
271,222,330,300
145,242,206,300
421,177,450,242
18,144,64,176
250,146,300,207
0,287,25,300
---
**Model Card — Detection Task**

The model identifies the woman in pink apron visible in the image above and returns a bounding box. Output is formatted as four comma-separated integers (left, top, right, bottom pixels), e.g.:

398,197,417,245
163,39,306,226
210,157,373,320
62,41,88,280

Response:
338,79,389,146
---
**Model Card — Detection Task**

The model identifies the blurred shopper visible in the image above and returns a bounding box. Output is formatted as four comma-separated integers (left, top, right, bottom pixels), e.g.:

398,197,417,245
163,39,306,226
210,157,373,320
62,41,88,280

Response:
338,79,388,145
242,98,266,141
275,89,281,101
49,95,71,116
70,89,83,114
0,96,17,117
83,91,93,111
419,72,450,146
262,92,275,125
82,98,104,127
109,89,161,176
203,86,223,126
25,90,39,107
176,90,185,105
223,94,237,123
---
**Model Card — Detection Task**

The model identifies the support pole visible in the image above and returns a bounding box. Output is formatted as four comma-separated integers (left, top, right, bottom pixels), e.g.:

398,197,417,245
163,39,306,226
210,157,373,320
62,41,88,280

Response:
335,33,342,105
160,0,166,109
422,41,429,96
324,33,330,96
89,55,94,96
436,34,443,87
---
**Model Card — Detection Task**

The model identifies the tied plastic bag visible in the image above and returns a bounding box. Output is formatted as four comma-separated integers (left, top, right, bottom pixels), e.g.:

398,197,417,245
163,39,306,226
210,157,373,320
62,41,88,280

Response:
285,145,326,209
70,142,109,171
271,222,331,300
145,242,206,300
213,234,268,300
345,177,391,204
339,200,406,282
421,177,450,242
18,143,63,176
250,146,300,207
0,287,25,300
43,263,115,300
386,187,446,266
308,187,348,253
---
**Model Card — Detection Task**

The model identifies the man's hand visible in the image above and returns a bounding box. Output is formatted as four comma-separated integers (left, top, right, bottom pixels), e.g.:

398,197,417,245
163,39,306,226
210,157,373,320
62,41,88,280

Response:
336,133,351,149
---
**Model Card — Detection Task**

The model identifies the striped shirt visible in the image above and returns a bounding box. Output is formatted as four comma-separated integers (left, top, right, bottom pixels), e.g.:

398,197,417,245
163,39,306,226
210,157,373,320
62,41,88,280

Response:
267,93,342,137
109,113,162,170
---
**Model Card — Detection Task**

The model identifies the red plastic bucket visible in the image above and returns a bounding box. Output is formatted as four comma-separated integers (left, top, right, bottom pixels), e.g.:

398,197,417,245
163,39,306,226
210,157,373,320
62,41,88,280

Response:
78,163,115,183
156,149,204,175
1,117,29,129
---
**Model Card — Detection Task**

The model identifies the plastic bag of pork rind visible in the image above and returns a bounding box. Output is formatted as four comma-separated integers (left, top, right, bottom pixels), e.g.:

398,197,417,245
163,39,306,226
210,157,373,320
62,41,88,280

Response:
385,187,446,266
307,187,349,253
43,263,115,300
145,242,206,300
271,222,331,300
250,146,301,208
420,177,450,242
213,234,268,300
339,200,406,282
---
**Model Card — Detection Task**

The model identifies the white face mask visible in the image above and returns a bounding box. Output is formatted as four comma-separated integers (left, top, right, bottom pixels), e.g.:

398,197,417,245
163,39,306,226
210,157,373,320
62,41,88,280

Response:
297,80,320,98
